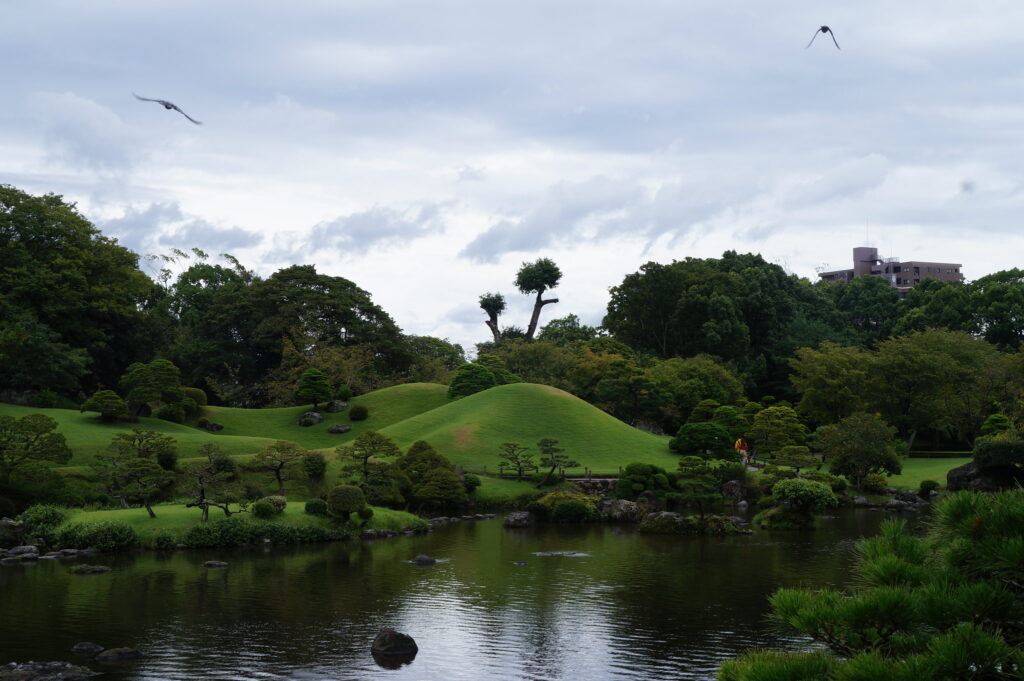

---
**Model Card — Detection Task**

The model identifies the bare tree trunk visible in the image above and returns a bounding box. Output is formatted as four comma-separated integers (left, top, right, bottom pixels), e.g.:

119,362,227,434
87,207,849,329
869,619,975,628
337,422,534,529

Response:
484,316,501,343
525,291,559,340
144,503,156,519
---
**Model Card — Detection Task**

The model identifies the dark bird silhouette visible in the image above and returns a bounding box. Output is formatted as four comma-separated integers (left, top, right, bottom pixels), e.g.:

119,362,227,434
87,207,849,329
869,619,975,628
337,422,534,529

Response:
806,25,840,50
132,93,202,124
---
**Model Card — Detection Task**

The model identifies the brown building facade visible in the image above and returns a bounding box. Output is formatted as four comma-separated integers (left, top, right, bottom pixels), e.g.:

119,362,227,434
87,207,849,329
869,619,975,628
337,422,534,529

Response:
818,247,964,293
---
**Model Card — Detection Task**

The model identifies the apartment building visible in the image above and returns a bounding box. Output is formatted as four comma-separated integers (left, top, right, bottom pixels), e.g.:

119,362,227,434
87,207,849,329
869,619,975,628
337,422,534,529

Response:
818,247,964,293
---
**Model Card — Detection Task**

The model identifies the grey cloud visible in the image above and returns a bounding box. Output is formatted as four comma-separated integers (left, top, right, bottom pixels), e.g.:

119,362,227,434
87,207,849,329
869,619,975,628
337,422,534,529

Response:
306,203,447,254
28,92,142,172
102,202,262,255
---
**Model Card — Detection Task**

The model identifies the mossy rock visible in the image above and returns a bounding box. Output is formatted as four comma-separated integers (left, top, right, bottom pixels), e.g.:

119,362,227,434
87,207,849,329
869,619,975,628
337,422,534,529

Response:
752,506,816,530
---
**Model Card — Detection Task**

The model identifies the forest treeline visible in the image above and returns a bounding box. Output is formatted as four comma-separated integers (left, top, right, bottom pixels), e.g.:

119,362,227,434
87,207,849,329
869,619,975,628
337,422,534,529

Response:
3,183,1024,449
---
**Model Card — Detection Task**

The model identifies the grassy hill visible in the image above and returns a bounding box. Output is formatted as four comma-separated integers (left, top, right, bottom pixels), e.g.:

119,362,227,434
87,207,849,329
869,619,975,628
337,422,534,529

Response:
378,382,676,473
0,403,277,466
203,382,450,450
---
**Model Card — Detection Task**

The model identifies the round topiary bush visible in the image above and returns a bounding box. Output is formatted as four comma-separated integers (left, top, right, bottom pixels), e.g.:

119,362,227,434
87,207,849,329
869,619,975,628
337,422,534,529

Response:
197,416,210,429
357,506,374,522
349,404,369,421
772,478,838,514
462,473,481,494
151,532,177,550
919,479,940,499
18,504,67,543
252,500,276,520
551,499,596,523
327,485,367,520
261,496,287,513
183,386,208,406
305,498,328,516
155,403,185,423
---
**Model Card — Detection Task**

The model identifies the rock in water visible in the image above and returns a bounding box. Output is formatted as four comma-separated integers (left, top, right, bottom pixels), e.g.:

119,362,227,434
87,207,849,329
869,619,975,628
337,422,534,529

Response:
203,561,229,568
411,554,436,566
0,661,98,680
70,565,111,575
71,642,105,656
503,511,533,528
371,629,418,656
94,648,141,663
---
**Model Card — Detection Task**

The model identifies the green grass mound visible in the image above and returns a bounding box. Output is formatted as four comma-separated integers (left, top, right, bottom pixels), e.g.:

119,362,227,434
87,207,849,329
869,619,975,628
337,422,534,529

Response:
378,383,676,473
0,403,277,466
887,457,970,490
202,382,450,449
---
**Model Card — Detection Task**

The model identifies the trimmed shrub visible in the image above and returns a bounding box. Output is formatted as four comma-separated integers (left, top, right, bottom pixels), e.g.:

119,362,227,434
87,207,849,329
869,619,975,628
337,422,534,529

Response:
151,531,177,550
918,479,940,499
327,485,366,520
974,440,1024,470
262,496,287,512
861,472,889,494
349,404,369,421
252,500,276,519
802,470,847,493
182,387,208,407
772,478,838,514
242,482,264,501
197,416,210,429
155,403,185,423
670,421,733,459
711,460,747,486
58,521,139,551
210,452,238,478
305,498,328,516
182,517,351,548
462,473,481,495
447,362,497,399
357,506,374,522
551,499,596,523
18,504,67,544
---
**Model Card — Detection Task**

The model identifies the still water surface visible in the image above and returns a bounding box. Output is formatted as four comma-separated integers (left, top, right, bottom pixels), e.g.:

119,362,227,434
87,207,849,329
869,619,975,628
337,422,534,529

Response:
1,510,901,680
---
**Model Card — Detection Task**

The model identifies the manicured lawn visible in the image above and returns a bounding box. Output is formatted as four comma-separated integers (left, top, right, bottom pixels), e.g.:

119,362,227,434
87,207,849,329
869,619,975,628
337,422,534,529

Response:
62,502,422,543
378,383,677,472
889,457,971,490
202,382,450,449
0,403,276,465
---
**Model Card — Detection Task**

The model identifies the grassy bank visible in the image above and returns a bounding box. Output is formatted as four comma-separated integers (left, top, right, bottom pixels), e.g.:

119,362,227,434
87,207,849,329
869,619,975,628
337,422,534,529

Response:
61,503,423,544
888,456,970,490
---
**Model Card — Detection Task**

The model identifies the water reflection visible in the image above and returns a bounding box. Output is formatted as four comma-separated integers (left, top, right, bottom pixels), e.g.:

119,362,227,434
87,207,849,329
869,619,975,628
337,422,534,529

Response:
0,509,902,680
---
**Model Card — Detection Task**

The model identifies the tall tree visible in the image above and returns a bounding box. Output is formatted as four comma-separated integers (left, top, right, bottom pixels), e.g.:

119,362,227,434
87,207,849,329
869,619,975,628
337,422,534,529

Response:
182,444,245,521
294,367,332,409
498,442,537,478
335,431,402,482
815,412,901,489
745,406,806,459
789,342,873,426
516,258,562,340
536,438,578,486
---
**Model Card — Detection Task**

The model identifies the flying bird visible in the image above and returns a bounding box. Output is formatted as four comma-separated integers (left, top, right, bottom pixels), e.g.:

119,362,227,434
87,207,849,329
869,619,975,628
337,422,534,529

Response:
132,93,202,124
806,25,840,50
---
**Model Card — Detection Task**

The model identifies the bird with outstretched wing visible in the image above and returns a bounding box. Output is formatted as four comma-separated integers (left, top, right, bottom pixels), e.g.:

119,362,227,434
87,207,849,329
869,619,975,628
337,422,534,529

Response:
133,93,202,124
806,25,840,50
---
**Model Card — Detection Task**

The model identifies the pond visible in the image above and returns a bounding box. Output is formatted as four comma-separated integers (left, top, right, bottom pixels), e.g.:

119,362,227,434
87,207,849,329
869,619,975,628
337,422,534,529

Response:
0,509,905,680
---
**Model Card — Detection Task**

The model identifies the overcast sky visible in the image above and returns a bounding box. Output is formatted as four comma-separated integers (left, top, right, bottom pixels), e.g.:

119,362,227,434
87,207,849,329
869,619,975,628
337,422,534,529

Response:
4,1,1024,352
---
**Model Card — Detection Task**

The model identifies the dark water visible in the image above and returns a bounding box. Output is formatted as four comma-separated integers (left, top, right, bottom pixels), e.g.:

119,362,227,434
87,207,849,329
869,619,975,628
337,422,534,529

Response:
0,510,900,680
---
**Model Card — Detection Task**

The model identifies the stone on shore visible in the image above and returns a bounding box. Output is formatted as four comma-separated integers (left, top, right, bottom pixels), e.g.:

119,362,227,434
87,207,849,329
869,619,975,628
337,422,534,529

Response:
0,661,98,680
503,511,533,528
71,642,104,656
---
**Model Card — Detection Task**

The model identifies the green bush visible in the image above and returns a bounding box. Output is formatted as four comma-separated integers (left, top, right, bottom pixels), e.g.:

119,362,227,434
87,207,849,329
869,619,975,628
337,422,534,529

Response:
861,472,889,494
181,517,351,548
32,390,60,408
447,362,497,399
462,473,481,494
669,421,733,459
17,504,67,544
182,387,208,407
58,521,139,551
252,500,276,519
551,499,596,523
334,383,353,401
772,478,838,514
349,404,369,421
357,506,374,521
802,469,847,493
305,498,328,516
711,460,746,486
241,482,264,501
261,496,287,513
151,531,178,550
973,440,1024,470
210,452,238,478
918,479,940,499
327,485,366,519
155,403,185,423
196,416,210,429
